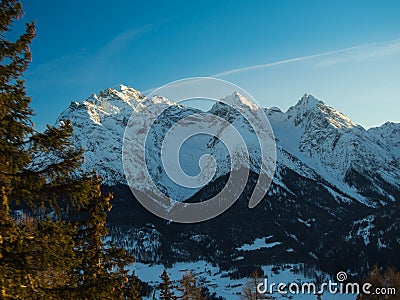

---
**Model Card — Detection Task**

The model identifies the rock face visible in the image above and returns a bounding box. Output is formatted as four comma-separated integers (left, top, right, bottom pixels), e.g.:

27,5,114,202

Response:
55,84,400,275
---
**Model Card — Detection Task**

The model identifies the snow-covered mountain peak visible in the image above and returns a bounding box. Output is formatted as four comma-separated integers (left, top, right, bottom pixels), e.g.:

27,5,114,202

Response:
142,95,180,108
376,121,400,131
55,85,148,184
113,83,138,93
62,84,143,125
369,121,400,159
369,122,400,140
298,93,322,108
286,94,356,130
225,91,260,111
92,84,144,108
287,94,322,124
208,92,261,118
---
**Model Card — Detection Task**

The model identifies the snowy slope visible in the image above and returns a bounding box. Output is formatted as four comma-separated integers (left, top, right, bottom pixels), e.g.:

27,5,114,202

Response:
132,261,357,300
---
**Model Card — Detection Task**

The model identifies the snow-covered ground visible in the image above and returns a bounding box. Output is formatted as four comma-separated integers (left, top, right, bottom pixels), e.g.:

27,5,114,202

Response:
131,261,357,299
236,236,281,251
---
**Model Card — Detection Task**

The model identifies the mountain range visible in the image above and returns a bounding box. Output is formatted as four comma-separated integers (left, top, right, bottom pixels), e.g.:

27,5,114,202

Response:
55,84,400,277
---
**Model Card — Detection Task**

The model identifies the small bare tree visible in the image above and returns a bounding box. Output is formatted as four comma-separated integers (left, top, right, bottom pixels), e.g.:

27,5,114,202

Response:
241,270,272,300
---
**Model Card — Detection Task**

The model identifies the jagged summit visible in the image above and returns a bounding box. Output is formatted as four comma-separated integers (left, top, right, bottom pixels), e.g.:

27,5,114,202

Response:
284,93,356,129
92,84,144,107
265,94,322,117
111,83,137,92
297,93,323,108
369,121,400,159
209,91,261,115
375,121,400,130
56,85,146,184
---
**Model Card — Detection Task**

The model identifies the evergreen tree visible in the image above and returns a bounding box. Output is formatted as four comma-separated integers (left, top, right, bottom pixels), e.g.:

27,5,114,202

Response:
74,175,135,299
125,272,142,300
0,1,80,297
0,1,135,298
159,269,177,300
178,271,205,300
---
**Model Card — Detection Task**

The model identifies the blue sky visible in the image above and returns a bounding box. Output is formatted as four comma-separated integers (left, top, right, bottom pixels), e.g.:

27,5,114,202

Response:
19,0,400,130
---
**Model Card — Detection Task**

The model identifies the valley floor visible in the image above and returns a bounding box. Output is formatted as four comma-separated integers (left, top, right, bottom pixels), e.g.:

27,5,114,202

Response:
131,261,358,299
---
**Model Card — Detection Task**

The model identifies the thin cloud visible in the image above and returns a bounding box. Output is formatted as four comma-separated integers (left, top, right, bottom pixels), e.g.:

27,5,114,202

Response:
315,39,400,68
142,46,362,94
211,39,400,77
135,38,400,96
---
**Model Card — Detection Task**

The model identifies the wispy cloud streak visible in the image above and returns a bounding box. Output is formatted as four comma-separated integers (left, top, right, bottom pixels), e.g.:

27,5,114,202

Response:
211,39,400,77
